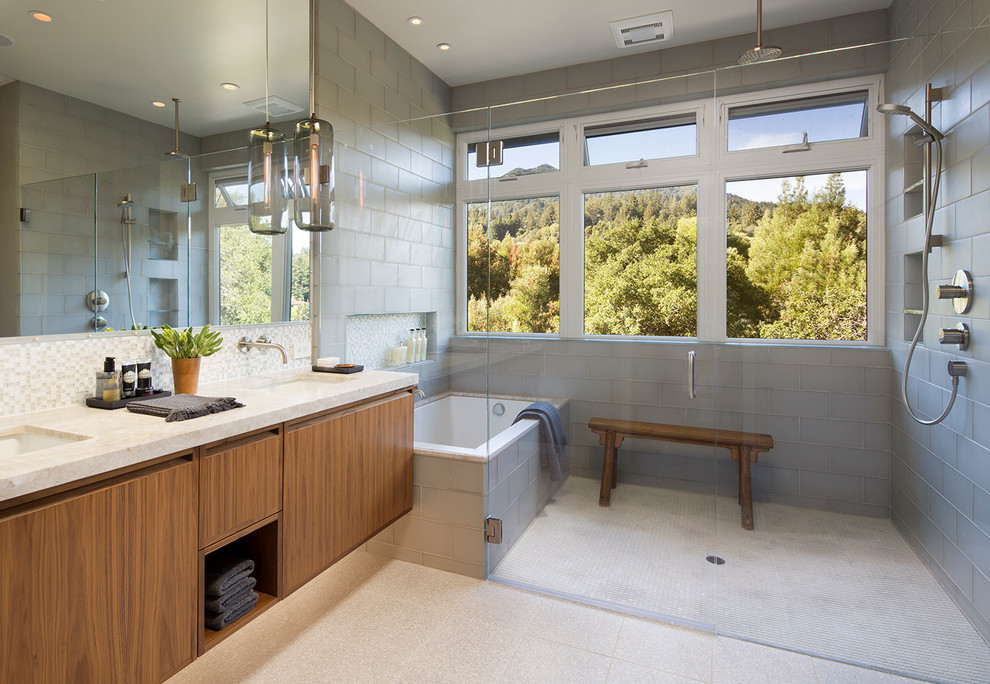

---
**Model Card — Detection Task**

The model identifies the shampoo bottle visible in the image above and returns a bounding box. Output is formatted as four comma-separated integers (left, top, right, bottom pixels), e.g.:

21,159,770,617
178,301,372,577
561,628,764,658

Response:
95,357,122,402
421,329,429,362
406,329,416,364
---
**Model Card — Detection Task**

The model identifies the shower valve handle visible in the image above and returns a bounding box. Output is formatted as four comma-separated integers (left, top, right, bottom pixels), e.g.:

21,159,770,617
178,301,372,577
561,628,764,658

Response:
938,323,970,350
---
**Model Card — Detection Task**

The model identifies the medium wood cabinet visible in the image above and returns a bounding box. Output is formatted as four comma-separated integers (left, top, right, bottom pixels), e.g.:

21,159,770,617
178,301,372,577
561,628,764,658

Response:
282,391,413,594
199,427,282,548
0,457,197,683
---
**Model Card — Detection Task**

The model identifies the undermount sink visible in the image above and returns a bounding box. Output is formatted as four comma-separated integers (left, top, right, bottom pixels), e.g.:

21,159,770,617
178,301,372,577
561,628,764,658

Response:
248,375,356,392
0,426,93,458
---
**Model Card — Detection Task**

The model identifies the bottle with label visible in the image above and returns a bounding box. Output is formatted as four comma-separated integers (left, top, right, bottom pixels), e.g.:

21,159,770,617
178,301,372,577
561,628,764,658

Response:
420,329,429,362
121,360,137,398
136,359,153,395
95,357,122,402
416,329,425,362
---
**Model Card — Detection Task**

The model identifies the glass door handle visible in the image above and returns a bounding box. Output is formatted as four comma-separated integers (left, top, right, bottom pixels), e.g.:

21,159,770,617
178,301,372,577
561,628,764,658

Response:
687,351,696,399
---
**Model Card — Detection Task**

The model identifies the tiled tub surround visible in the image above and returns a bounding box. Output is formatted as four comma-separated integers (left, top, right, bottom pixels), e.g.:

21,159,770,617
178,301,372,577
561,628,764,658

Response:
0,322,312,419
368,392,569,578
449,338,891,517
0,368,417,504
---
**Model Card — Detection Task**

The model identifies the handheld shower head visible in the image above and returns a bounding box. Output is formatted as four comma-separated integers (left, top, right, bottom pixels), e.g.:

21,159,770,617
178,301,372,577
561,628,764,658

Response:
877,103,944,140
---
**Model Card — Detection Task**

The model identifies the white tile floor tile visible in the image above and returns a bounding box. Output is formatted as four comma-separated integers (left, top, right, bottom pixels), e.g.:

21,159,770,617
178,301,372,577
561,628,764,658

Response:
168,549,932,684
490,477,990,683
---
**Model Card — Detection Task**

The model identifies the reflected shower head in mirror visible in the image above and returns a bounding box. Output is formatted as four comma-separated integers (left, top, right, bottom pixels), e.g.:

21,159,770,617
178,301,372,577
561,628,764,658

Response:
876,103,945,140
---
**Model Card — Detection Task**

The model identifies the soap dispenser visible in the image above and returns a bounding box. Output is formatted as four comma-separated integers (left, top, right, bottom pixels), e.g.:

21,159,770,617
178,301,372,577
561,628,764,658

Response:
95,357,122,402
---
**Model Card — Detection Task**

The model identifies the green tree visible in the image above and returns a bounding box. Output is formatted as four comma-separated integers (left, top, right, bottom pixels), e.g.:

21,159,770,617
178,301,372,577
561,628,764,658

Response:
291,247,310,321
219,225,272,325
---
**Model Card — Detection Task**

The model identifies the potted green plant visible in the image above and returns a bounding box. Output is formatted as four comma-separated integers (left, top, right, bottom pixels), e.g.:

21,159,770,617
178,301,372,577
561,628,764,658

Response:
150,324,223,395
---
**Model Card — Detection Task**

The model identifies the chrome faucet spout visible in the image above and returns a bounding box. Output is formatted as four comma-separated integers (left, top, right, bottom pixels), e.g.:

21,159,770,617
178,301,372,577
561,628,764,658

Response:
238,336,289,364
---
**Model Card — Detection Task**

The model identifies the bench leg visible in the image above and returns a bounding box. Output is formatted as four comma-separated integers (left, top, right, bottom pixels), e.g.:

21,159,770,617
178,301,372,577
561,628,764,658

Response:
599,431,617,506
739,448,754,530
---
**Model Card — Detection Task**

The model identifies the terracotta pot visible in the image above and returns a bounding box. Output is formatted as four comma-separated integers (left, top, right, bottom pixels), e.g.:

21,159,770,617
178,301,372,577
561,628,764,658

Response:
171,357,202,395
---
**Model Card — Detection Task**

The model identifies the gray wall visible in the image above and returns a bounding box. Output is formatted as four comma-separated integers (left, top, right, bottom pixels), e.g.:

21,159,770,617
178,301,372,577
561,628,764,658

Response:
0,82,19,336
314,0,454,391
451,339,891,517
885,0,990,641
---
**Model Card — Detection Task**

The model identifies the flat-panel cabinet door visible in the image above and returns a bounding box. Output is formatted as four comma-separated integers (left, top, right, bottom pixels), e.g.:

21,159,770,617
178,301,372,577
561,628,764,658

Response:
0,458,197,684
282,392,413,595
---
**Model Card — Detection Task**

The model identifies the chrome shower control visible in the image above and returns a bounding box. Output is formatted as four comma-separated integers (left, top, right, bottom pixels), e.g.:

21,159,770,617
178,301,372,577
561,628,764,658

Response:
938,323,970,350
947,360,968,377
936,270,973,314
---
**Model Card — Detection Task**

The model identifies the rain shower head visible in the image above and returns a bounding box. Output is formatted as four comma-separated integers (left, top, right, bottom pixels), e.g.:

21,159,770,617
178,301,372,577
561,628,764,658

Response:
738,0,781,65
877,103,945,140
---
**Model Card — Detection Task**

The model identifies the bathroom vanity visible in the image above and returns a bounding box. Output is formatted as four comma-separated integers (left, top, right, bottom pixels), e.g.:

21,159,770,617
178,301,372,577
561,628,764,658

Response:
0,370,416,683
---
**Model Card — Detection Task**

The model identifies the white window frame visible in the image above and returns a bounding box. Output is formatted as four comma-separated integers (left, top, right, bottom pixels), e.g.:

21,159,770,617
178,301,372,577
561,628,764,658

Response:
455,74,885,345
208,170,292,324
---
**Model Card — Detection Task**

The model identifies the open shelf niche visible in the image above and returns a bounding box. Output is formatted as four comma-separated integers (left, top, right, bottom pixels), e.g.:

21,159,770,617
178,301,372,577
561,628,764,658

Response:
199,514,280,653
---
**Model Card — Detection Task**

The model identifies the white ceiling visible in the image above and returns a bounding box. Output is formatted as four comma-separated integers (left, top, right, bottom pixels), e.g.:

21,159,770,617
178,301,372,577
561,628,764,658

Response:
0,0,308,137
346,0,892,86
0,0,891,137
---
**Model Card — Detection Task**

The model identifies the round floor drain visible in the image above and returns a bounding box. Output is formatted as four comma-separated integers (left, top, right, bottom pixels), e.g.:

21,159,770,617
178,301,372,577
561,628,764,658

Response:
705,555,726,565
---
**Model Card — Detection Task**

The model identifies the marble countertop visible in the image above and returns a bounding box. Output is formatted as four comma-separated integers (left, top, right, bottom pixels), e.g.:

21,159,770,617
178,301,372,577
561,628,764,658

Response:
0,369,418,505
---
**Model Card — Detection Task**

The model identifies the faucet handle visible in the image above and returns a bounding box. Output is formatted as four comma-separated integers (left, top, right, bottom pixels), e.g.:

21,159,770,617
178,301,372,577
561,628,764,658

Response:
256,335,271,344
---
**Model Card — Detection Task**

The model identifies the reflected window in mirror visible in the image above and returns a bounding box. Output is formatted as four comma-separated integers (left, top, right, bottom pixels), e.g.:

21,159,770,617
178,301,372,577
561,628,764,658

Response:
210,171,310,325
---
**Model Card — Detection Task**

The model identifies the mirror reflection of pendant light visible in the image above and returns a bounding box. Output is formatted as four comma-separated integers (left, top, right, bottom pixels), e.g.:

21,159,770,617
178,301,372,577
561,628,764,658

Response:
247,0,289,235
292,0,335,232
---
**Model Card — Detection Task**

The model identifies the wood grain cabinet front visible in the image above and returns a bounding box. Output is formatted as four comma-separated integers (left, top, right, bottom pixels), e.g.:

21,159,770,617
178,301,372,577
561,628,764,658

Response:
0,457,197,684
198,427,282,548
282,391,413,595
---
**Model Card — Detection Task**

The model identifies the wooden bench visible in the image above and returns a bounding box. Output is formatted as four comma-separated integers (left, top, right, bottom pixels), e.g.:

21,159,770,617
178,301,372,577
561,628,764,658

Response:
588,418,774,530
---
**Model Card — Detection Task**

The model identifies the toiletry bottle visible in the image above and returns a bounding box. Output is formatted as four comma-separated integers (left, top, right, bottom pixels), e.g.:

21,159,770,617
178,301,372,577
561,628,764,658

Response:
136,359,153,395
421,330,429,362
95,357,122,402
416,329,425,362
121,360,137,398
406,329,416,364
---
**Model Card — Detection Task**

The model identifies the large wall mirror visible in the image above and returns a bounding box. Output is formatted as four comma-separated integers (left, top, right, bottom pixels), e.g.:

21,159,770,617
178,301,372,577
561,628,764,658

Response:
0,0,309,337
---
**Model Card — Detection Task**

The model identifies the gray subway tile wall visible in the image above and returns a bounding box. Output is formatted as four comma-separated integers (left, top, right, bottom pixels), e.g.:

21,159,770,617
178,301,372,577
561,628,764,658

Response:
886,0,990,641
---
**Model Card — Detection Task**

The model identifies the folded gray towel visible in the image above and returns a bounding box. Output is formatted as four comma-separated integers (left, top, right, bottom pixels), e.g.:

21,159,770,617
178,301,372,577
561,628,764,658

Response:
204,577,258,612
205,556,255,597
513,402,569,481
125,394,244,422
205,591,259,630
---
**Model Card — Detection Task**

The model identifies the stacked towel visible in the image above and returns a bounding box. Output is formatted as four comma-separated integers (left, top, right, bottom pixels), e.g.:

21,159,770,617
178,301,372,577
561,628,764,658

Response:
204,556,259,631
126,394,244,422
512,402,569,481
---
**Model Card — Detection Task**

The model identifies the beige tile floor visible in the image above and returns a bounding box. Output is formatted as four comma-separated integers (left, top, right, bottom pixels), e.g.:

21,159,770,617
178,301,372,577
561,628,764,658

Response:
490,477,990,684
168,548,925,683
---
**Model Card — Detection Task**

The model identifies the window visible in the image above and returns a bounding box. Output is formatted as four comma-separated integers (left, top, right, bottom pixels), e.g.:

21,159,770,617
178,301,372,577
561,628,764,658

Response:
466,132,559,181
584,186,697,336
456,76,883,344
727,90,869,151
209,172,310,324
584,115,697,166
465,196,559,333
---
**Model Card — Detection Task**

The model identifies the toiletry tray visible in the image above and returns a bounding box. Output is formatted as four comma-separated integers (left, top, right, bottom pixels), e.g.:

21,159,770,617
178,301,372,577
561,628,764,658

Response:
86,390,172,410
312,364,364,374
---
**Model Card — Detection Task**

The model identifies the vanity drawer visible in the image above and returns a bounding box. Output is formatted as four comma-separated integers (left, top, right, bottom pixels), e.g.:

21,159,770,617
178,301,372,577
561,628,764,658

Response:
199,428,282,548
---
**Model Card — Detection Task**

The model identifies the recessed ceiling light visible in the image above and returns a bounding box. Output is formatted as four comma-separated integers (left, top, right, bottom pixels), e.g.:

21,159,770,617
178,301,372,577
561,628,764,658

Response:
151,100,167,108
220,82,240,91
29,10,54,23
437,42,451,51
407,16,423,26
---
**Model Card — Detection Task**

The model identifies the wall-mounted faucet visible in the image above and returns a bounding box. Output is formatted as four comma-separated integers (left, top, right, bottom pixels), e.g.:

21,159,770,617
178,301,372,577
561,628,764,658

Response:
238,336,288,364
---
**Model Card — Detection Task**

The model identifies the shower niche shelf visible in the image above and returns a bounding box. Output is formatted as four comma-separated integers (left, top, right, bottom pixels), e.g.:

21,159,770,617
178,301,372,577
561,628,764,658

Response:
902,131,924,220
149,277,179,327
148,208,179,261
903,251,923,341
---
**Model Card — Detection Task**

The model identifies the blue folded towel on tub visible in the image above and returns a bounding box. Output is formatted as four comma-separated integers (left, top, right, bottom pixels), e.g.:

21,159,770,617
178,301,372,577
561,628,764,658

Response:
512,402,568,481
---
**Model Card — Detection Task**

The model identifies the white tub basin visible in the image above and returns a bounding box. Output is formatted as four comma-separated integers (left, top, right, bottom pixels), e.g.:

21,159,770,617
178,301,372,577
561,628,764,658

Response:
0,426,92,459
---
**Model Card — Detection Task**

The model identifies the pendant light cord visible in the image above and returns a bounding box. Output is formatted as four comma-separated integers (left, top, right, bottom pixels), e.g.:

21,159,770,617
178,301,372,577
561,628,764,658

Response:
265,0,270,126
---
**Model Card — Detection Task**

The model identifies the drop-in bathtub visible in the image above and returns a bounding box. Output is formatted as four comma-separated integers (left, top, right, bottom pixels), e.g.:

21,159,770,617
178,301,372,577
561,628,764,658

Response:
367,392,569,577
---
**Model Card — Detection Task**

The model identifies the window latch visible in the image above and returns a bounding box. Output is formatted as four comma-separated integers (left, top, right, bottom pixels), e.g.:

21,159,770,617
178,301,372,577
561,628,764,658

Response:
626,158,649,169
782,132,811,153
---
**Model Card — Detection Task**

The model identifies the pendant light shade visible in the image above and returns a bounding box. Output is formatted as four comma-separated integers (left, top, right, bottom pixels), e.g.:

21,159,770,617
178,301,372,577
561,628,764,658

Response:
291,0,335,232
292,116,335,231
247,123,290,235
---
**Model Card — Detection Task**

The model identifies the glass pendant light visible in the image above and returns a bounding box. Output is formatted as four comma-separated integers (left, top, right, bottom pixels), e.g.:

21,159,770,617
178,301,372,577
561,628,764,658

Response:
292,0,335,231
247,0,289,235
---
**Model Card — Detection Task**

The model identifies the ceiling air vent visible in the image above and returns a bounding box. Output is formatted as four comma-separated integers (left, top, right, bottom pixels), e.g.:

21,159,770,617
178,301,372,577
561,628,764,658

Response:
243,95,304,118
610,11,674,49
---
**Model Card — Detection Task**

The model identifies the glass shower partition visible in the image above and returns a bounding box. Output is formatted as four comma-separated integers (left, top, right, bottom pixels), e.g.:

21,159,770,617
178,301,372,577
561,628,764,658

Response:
476,78,724,633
